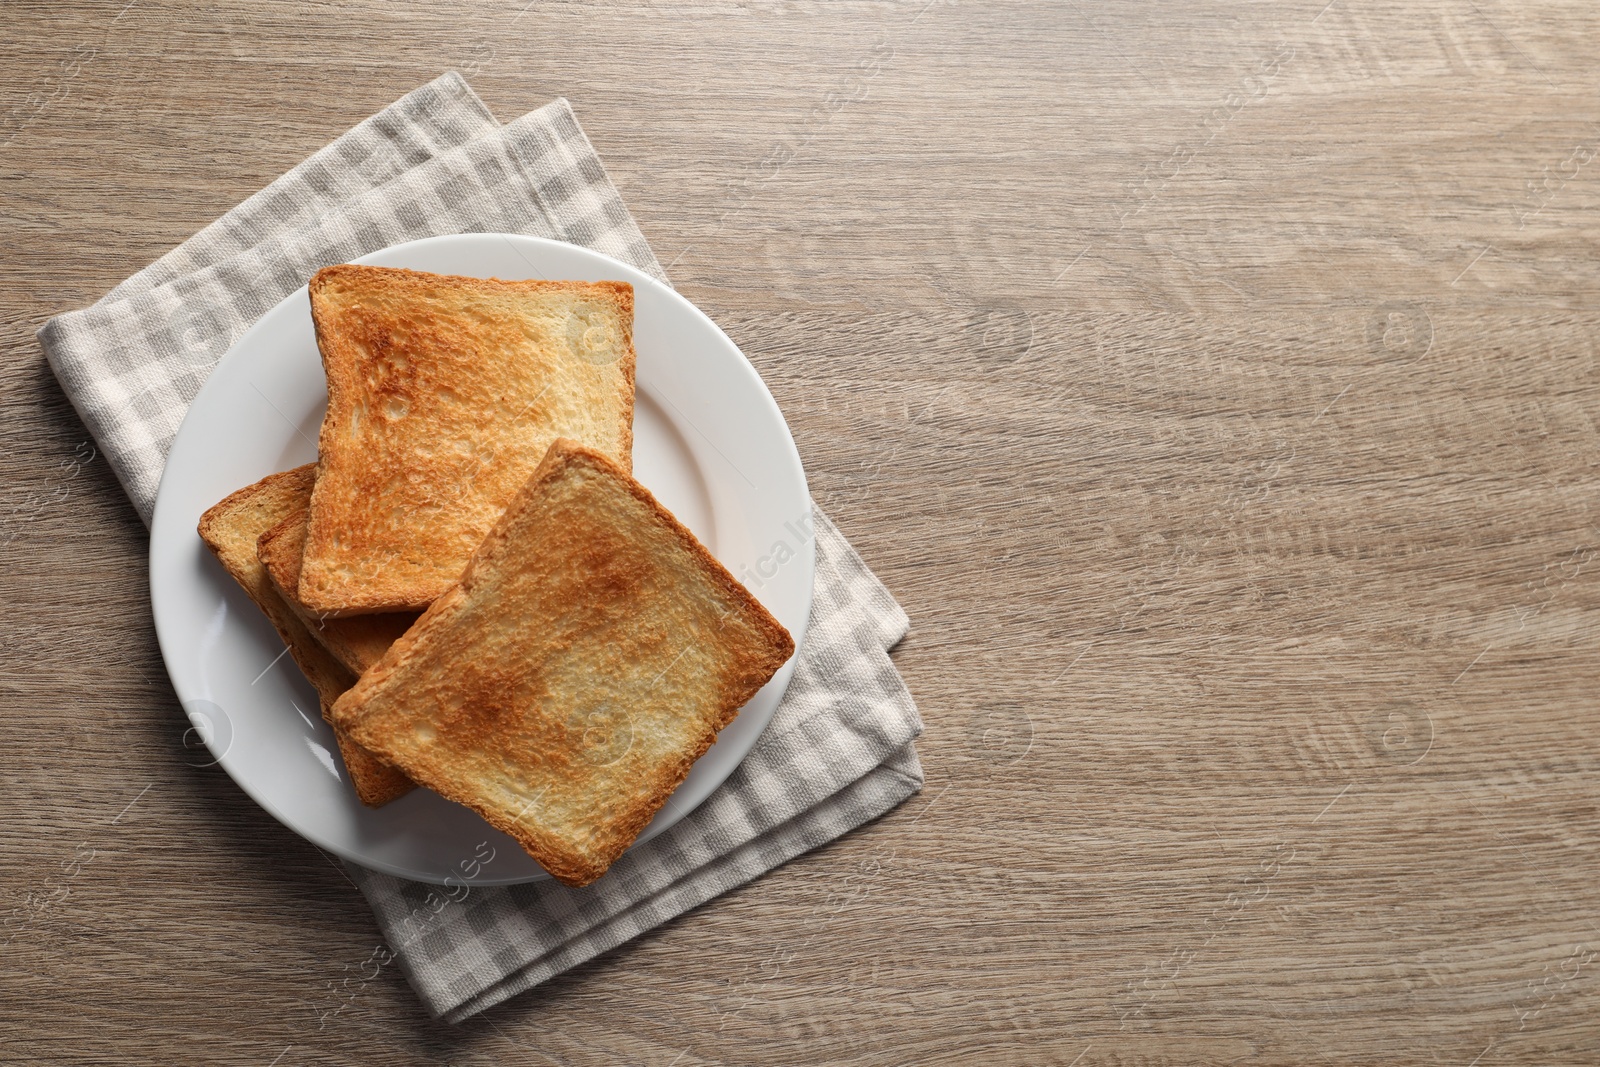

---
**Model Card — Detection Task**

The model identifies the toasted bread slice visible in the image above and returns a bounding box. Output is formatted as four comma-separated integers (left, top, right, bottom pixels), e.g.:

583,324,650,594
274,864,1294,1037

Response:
331,440,795,886
299,265,637,616
197,466,413,807
257,509,419,675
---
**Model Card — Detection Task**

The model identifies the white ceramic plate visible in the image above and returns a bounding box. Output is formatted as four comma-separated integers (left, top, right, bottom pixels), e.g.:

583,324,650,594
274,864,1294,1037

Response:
149,234,813,886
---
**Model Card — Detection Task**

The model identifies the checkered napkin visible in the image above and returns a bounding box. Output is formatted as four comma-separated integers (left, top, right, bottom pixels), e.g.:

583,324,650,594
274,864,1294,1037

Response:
36,72,923,1021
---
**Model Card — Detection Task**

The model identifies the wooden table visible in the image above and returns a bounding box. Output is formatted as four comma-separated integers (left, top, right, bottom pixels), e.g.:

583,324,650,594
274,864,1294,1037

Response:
5,1,1599,1063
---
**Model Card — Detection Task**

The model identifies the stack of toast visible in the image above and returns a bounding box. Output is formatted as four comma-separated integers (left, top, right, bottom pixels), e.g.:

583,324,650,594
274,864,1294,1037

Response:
198,264,793,886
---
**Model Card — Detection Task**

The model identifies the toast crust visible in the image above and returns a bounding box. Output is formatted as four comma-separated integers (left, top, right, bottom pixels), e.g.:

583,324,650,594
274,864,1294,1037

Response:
257,508,419,675
196,465,413,807
299,265,637,616
331,440,794,886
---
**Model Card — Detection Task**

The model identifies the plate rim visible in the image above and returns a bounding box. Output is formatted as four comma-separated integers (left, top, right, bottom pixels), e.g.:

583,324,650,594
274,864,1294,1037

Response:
148,232,813,885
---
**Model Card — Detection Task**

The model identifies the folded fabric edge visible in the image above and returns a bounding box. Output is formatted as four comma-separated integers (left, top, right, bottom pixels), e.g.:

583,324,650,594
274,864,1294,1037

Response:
811,505,910,651
432,756,925,1023
95,71,498,308
498,97,669,286
733,650,923,796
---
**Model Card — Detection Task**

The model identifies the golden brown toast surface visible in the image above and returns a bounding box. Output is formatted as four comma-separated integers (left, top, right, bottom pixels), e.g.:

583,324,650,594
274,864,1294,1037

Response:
299,265,637,616
196,466,413,807
257,509,419,675
331,440,794,886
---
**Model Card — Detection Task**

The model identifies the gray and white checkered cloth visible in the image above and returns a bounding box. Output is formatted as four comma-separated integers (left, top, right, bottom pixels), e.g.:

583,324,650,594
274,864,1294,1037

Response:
36,72,923,1021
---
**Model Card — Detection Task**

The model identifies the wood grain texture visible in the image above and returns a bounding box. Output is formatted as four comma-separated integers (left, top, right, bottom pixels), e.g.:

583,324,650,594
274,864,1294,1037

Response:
3,0,1599,1063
